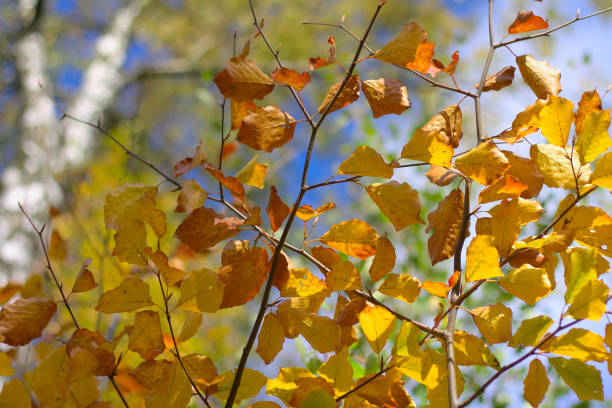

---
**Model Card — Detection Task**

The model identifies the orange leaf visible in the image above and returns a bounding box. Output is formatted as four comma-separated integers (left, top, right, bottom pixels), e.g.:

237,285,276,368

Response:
427,50,459,77
369,236,396,282
49,230,67,260
175,207,241,252
575,89,602,135
361,78,411,118
213,56,274,102
422,281,449,298
448,270,461,289
271,67,311,91
508,11,548,34
0,298,56,346
230,100,257,131
296,202,336,222
218,241,269,309
237,105,297,153
318,74,360,114
203,164,245,202
309,36,336,70
267,186,290,232
375,22,435,73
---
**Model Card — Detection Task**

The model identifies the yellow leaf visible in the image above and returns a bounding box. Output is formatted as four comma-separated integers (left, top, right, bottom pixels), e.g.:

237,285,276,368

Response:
0,352,14,376
318,74,361,114
567,279,609,321
128,310,165,360
95,277,154,314
478,174,528,204
0,379,32,408
378,273,421,303
112,218,147,266
394,321,421,357
516,55,562,99
326,261,361,291
181,354,219,394
510,315,553,348
177,268,224,313
175,207,241,252
470,303,512,344
145,361,193,408
359,305,396,353
296,202,336,222
216,368,267,403
375,22,435,73
175,179,207,213
280,268,328,298
66,329,115,380
576,110,611,163
426,189,464,264
536,96,574,147
213,56,274,102
401,128,454,166
549,357,603,401
25,346,68,406
422,281,449,298
338,145,393,178
0,298,56,346
453,330,500,369
455,141,510,185
361,78,411,118
503,151,544,199
48,230,67,261
590,151,612,190
530,144,591,189
465,235,503,282
318,347,354,395
576,89,602,135
546,328,607,362
218,241,269,309
319,219,378,260
562,247,600,303
524,359,549,408
266,367,315,405
369,236,396,282
489,198,521,257
296,313,341,353
236,155,268,189
498,265,552,305
517,198,545,225
256,313,285,365
177,311,202,343
394,349,447,389
366,181,424,231
237,106,297,152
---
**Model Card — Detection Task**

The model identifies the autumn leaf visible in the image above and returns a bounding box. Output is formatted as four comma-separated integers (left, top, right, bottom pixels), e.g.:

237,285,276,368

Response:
427,50,459,77
545,328,607,362
296,202,336,222
426,164,462,186
575,109,611,163
516,55,562,100
145,361,193,408
49,230,67,260
66,329,115,379
218,241,269,308
378,273,421,303
230,100,257,130
375,22,435,73
422,280,449,298
338,145,394,178
470,303,512,344
366,181,424,231
465,235,503,282
498,265,552,305
237,105,297,153
213,56,274,101
453,330,500,368
319,219,378,259
0,298,56,346
256,313,284,365
95,276,154,314
318,74,360,114
271,67,311,90
508,11,548,34
177,312,202,343
510,315,553,348
537,95,574,147
0,378,32,408
369,236,396,282
476,66,515,92
175,207,241,252
549,357,603,401
567,279,609,321
146,248,186,286
502,150,544,198
280,267,327,298
203,164,246,202
359,305,396,353
177,268,224,313
309,36,336,70
590,151,612,189
478,174,528,204
236,155,268,189
361,77,411,118
455,141,510,185
267,186,290,232
575,89,602,135
426,189,464,265
530,144,591,189
128,310,165,360
71,259,97,294
318,347,353,395
489,198,521,257
175,179,207,213
326,260,361,291
524,359,549,408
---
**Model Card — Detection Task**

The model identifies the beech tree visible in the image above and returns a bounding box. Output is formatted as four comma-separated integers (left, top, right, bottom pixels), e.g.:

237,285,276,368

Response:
2,1,612,407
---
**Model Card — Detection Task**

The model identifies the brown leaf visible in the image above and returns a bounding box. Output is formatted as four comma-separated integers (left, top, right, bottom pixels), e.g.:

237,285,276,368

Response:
477,66,515,92
361,78,411,118
516,55,562,100
66,329,115,380
218,241,269,308
508,11,548,34
203,164,245,202
213,56,274,102
426,189,464,265
426,165,462,186
271,67,311,91
71,259,97,294
175,207,241,252
266,186,290,232
237,105,297,153
0,298,57,346
318,74,360,114
145,248,186,286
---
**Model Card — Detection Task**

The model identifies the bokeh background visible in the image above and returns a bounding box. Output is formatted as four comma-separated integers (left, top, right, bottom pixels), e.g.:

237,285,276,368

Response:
1,0,611,407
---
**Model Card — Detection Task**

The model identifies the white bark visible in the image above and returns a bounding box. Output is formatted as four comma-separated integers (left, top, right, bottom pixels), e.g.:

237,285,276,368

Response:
0,0,149,275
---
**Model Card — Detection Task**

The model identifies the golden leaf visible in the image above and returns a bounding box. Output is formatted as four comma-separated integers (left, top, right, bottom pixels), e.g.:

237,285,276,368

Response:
361,78,411,118
567,279,609,321
359,305,396,353
575,89,602,135
66,329,115,379
213,56,274,101
236,155,268,189
319,219,378,260
338,145,394,178
502,151,544,198
524,359,549,408
369,236,396,282
326,261,361,291
375,22,435,73
575,109,611,163
177,312,202,343
537,96,574,147
128,310,165,360
175,179,207,213
590,151,612,190
177,268,224,313
71,259,97,294
0,378,32,408
470,303,512,344
516,55,562,100
366,181,424,231
465,235,503,282
256,313,285,365
455,141,510,185
530,144,591,190
0,298,56,346
378,273,421,303
237,106,297,153
510,315,553,348
453,330,500,369
296,202,336,222
95,277,154,314
498,265,552,305
318,348,354,395
546,328,607,362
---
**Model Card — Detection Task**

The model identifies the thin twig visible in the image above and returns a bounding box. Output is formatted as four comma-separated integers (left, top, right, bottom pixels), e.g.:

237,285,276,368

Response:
218,98,226,200
19,204,131,408
223,3,385,406
473,0,495,144
495,6,612,48
305,175,361,191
